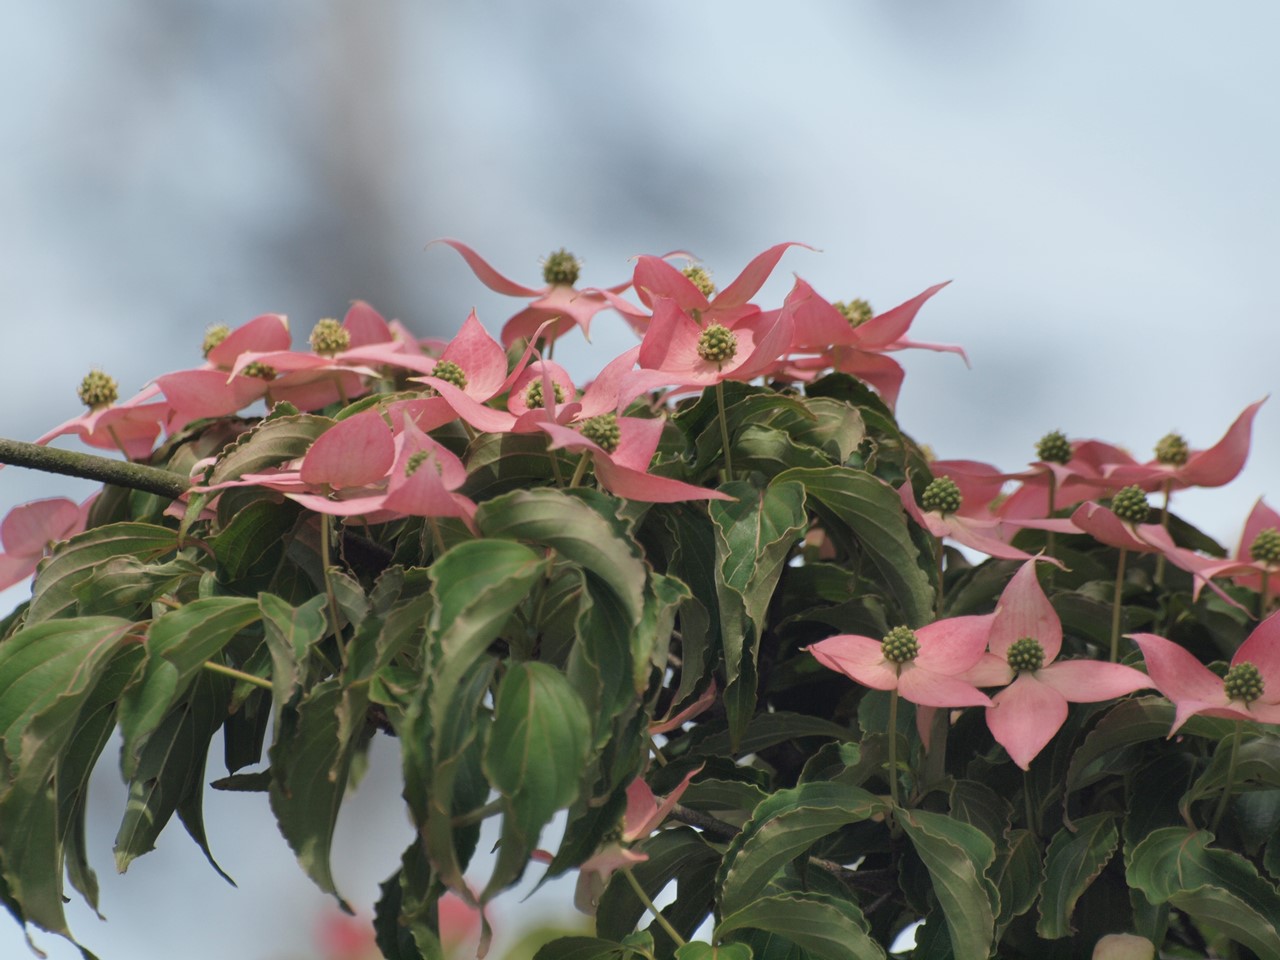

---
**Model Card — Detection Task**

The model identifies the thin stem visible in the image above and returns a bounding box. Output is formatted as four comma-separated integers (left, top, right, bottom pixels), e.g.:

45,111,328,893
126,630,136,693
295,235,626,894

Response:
1110,547,1128,663
887,687,901,809
320,515,347,667
427,517,446,559
714,381,734,479
622,868,685,948
1209,720,1243,835
1022,769,1037,835
647,735,669,767
0,437,189,500
201,660,272,691
548,445,567,487
1154,479,1173,587
568,452,591,489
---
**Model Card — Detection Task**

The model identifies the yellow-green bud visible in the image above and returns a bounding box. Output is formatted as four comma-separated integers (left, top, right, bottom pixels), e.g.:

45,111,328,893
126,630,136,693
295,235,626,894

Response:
1224,661,1264,703
77,370,118,410
241,361,277,380
1155,432,1189,466
405,450,432,477
833,298,873,328
542,248,581,286
309,318,350,356
921,477,963,516
1006,637,1045,673
525,378,565,408
1250,527,1280,564
430,359,468,391
1111,485,1150,524
682,265,716,299
1036,430,1072,465
881,625,920,664
202,324,231,359
580,413,621,453
696,323,738,365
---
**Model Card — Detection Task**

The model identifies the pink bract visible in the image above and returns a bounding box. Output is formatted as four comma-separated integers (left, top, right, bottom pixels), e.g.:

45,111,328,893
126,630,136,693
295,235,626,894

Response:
0,496,94,592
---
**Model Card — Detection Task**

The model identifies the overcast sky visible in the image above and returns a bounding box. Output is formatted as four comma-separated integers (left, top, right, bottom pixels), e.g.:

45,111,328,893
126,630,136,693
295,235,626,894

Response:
2,4,1277,958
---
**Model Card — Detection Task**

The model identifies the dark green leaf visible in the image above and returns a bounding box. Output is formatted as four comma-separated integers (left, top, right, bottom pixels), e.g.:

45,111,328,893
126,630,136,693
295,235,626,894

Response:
675,943,753,960
204,412,332,486
717,892,884,960
991,829,1042,937
897,808,996,960
1035,813,1118,939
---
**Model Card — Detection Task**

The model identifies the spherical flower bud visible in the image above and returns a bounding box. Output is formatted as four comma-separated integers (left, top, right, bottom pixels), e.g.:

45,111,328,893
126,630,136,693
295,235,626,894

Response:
880,625,920,664
833,298,873,328
1006,637,1045,674
1154,432,1189,466
524,379,565,408
542,248,581,286
201,324,231,358
1111,485,1150,524
921,477,963,516
682,265,716,299
77,370,118,410
241,361,277,380
1223,661,1264,703
580,413,621,453
1249,527,1280,564
430,359,468,391
696,323,738,365
309,318,350,356
1035,430,1072,465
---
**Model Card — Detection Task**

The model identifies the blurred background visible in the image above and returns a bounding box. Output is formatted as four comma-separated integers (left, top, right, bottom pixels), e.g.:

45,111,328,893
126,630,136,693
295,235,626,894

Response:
2,3,1278,957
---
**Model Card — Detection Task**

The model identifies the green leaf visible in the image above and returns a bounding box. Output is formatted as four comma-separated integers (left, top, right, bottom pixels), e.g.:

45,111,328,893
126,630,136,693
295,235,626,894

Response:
204,412,332,486
118,596,261,777
1181,730,1280,820
990,829,1043,937
717,892,884,960
259,592,328,715
461,432,560,500
27,522,178,623
0,618,137,938
676,944,753,960
710,480,807,746
1063,697,1178,798
115,670,232,881
70,555,203,618
482,662,591,898
1035,813,1118,939
213,498,301,587
268,679,358,907
774,466,933,626
532,936,653,960
897,808,996,960
1127,827,1280,958
597,827,721,947
717,782,887,916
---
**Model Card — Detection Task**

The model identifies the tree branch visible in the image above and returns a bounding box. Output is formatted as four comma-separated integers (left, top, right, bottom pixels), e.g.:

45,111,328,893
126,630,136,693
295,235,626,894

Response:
0,438,190,500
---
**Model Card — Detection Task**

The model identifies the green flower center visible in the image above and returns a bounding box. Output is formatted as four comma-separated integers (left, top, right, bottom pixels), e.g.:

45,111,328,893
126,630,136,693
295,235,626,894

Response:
77,370,118,410
580,413,621,453
1224,661,1264,703
1111,485,1150,524
201,325,231,359
833,298,874,328
1249,527,1280,564
1006,637,1045,673
921,477,963,516
1155,432,1189,466
682,265,716,298
542,248,581,286
1035,430,1072,465
241,361,277,380
405,450,433,477
309,318,350,356
696,323,738,365
881,626,920,664
430,359,468,391
524,378,565,408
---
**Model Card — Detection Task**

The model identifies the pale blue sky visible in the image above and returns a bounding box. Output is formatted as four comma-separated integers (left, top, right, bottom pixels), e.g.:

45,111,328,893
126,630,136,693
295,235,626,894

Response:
2,4,1277,957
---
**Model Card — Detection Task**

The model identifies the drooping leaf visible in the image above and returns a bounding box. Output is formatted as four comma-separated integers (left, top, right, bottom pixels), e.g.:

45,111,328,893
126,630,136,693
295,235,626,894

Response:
717,782,887,916
897,808,997,960
212,497,302,588
118,596,261,777
990,828,1043,937
675,943,753,960
1036,813,1118,939
204,412,332,486
259,592,328,715
717,892,884,960
774,466,933,626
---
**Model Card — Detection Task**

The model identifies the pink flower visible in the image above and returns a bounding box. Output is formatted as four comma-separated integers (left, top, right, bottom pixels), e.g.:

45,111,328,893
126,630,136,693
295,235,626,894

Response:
961,561,1151,769
1099,398,1266,493
433,239,631,346
997,437,1134,521
0,496,94,591
899,469,1059,563
573,767,700,914
33,371,172,461
783,278,965,409
1181,497,1280,602
806,616,995,709
1132,613,1280,732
